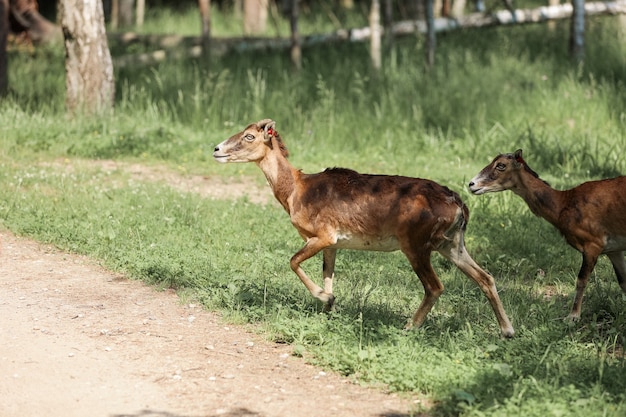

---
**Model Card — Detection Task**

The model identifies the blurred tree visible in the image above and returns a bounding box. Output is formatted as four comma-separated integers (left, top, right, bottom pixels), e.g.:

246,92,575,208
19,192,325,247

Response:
199,0,211,59
370,0,381,70
119,0,134,26
136,0,145,27
109,0,134,29
60,0,114,115
570,0,585,64
425,0,435,69
110,0,118,29
383,0,393,46
289,0,300,69
243,0,268,34
0,0,7,97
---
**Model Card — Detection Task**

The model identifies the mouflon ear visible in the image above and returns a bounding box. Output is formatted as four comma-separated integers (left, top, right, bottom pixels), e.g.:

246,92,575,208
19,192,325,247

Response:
256,119,276,143
513,149,525,166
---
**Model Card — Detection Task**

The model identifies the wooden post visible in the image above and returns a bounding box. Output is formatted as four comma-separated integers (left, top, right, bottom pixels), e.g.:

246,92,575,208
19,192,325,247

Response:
383,0,393,46
425,0,436,69
0,0,7,97
570,0,585,64
290,0,301,70
370,0,382,70
119,0,134,27
243,0,268,35
198,0,211,60
111,0,119,30
136,0,145,27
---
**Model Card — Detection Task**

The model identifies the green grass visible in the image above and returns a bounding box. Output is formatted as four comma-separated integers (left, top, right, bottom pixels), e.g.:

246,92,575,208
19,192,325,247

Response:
1,8,626,416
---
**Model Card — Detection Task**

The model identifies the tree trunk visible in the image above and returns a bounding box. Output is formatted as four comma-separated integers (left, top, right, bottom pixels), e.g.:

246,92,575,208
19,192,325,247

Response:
451,0,466,17
119,0,134,27
198,0,211,38
243,0,268,35
570,0,585,64
438,0,447,17
198,0,211,59
110,0,119,30
370,0,382,70
0,0,7,97
383,0,393,46
425,0,436,69
289,0,301,70
60,0,115,115
136,0,144,27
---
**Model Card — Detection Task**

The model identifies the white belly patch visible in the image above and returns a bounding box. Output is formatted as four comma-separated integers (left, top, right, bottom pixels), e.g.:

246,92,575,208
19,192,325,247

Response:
604,235,626,253
330,230,400,252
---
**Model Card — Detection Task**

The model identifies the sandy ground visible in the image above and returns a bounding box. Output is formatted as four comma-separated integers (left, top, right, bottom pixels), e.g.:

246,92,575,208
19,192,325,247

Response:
0,162,420,417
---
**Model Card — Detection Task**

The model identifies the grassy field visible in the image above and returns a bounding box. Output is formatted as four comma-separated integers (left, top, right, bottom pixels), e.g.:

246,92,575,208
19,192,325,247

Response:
2,5,626,416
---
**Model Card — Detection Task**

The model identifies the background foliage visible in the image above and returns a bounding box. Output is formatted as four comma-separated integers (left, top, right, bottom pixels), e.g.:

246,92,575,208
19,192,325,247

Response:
1,3,626,416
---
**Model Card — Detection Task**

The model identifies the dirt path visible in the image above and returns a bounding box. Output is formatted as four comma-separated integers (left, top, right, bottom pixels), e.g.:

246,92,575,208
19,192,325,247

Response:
0,162,418,417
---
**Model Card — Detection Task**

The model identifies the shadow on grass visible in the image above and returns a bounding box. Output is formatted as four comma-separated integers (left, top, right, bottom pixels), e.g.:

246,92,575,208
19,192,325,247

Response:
428,294,626,416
